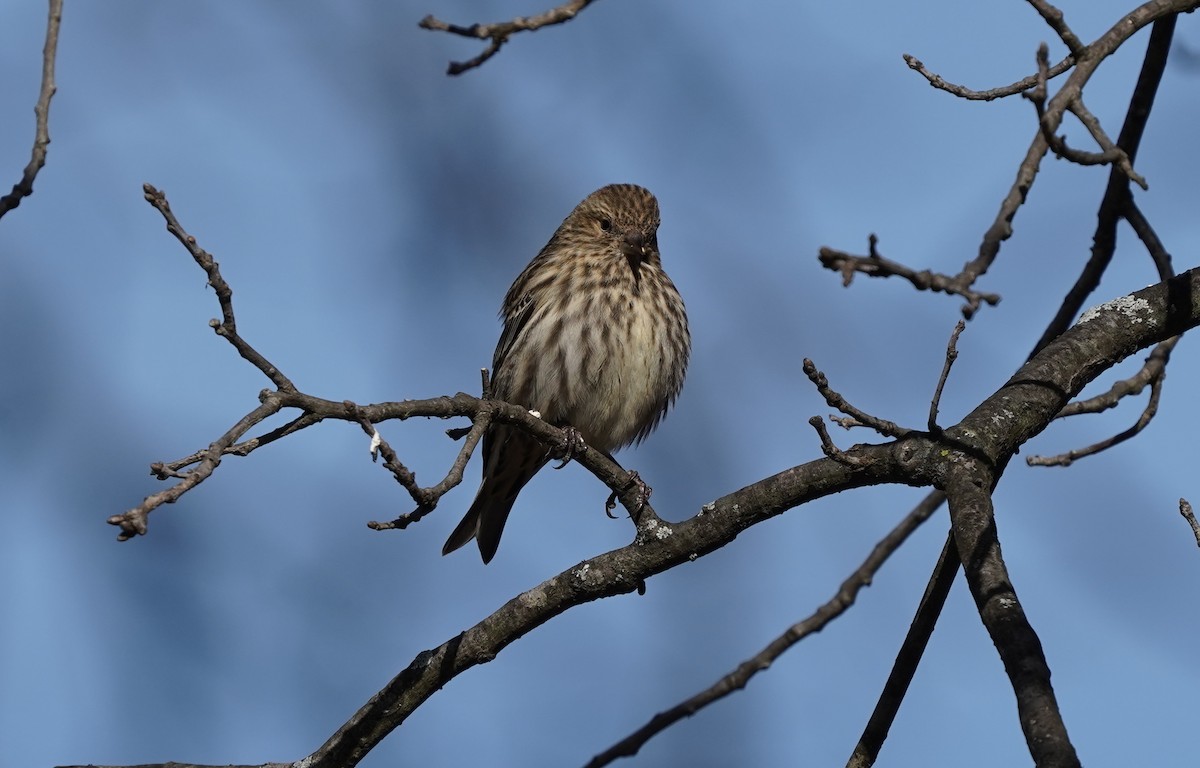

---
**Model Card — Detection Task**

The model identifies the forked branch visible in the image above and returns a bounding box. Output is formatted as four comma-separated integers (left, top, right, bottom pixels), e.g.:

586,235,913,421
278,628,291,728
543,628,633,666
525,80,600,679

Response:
420,0,598,74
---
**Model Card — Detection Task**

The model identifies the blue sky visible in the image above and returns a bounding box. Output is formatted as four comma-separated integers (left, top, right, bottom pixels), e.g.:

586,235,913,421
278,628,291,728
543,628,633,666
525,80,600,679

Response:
2,2,1198,766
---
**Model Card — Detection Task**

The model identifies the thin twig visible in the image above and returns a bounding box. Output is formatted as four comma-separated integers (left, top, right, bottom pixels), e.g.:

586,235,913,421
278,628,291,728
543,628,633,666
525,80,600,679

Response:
109,397,286,539
1027,337,1175,467
1124,197,1174,278
1028,43,1144,187
143,184,297,392
901,52,1074,102
368,412,491,530
0,0,62,219
809,416,868,467
1048,338,1175,420
818,236,1001,318
1026,16,1178,467
420,0,598,75
152,413,324,477
353,408,422,497
847,513,955,768
1027,0,1086,55
1067,98,1147,189
956,1,1188,318
1026,368,1164,466
803,358,911,438
125,386,660,539
928,321,966,433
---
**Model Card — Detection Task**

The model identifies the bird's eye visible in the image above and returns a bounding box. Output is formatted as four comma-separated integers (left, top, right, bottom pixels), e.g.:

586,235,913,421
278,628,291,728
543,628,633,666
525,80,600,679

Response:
599,218,613,232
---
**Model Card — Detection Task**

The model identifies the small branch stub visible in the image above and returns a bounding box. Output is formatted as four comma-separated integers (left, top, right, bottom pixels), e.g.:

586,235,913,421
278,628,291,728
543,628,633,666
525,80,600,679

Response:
1179,498,1200,548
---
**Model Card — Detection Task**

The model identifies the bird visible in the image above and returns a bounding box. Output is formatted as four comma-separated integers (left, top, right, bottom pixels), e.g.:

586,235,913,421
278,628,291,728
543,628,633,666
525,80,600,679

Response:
442,184,690,563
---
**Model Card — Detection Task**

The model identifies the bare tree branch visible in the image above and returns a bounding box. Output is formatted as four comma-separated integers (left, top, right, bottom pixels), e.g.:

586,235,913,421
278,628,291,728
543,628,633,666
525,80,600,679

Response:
1027,334,1175,467
0,0,62,220
585,491,944,768
1030,13,1176,354
803,355,911,438
902,52,1074,102
1179,499,1200,548
152,413,324,475
808,415,871,467
1125,196,1174,277
928,321,966,433
81,4,1200,768
365,408,490,530
1026,44,1147,188
143,184,297,392
1024,15,1178,467
818,235,1002,318
942,468,1080,767
840,15,1186,746
420,0,598,75
118,187,662,540
111,397,285,540
847,511,955,768
941,0,1188,318
93,256,1200,767
1026,378,1164,467
1027,0,1086,55
58,763,289,768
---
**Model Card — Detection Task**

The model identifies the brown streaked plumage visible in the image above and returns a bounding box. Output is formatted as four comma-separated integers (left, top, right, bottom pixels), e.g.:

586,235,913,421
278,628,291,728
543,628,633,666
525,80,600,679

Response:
443,184,690,563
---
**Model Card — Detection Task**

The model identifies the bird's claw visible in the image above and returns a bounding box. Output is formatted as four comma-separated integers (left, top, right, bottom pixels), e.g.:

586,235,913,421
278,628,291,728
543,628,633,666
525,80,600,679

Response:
551,425,585,469
605,471,651,520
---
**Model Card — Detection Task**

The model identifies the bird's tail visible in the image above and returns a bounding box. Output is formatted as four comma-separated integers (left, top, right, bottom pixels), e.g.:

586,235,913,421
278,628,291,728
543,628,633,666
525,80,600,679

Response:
441,488,518,564
442,428,548,563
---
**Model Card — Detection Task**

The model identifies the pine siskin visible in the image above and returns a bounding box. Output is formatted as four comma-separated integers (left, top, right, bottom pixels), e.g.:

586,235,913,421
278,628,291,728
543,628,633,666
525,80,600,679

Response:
443,184,690,563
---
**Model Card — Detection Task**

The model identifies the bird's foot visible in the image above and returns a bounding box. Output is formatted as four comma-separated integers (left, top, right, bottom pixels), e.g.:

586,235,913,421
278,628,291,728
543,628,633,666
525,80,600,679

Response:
551,425,585,469
605,470,652,520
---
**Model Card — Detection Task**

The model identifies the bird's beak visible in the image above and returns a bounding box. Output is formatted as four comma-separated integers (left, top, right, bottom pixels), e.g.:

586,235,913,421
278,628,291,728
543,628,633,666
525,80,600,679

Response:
620,230,648,261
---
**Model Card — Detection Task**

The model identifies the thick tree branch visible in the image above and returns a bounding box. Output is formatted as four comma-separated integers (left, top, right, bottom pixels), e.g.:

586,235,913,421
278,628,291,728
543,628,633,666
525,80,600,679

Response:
942,469,1080,767
0,0,62,220
850,19,1183,757
846,268,1200,768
